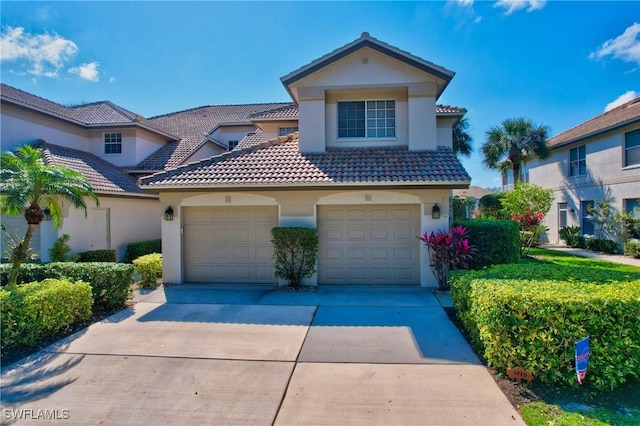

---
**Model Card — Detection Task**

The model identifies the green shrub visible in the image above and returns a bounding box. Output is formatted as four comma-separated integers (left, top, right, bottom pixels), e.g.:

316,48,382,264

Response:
271,227,319,288
0,262,134,311
478,193,505,218
558,226,585,248
624,239,640,258
133,253,162,288
0,278,93,350
453,220,520,268
78,249,117,262
586,238,619,254
124,239,162,263
450,276,640,389
48,234,73,262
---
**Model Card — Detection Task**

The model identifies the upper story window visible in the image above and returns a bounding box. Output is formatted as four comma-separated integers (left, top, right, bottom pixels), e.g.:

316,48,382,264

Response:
569,145,586,176
338,100,395,138
228,140,239,151
625,129,640,167
278,127,298,136
104,133,122,154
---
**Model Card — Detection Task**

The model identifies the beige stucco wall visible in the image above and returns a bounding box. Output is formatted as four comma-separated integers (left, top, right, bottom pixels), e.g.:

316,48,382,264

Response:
289,47,443,153
255,121,299,141
158,188,453,287
60,195,161,261
530,124,640,243
1,103,89,151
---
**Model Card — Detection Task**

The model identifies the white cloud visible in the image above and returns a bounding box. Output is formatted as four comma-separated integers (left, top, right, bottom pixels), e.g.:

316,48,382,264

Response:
457,0,474,7
494,0,546,15
69,61,100,82
0,26,78,77
589,22,640,65
109,77,117,83
604,90,639,112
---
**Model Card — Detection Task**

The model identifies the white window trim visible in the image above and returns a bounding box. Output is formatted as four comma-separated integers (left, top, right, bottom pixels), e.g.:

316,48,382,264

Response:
103,132,122,155
337,99,397,140
623,129,640,168
569,145,586,177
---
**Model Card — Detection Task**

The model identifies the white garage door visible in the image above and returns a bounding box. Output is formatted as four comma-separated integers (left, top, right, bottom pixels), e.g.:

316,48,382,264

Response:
183,206,278,283
318,205,421,285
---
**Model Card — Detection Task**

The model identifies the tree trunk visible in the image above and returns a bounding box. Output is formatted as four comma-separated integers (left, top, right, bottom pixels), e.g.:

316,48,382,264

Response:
7,213,40,287
512,163,521,185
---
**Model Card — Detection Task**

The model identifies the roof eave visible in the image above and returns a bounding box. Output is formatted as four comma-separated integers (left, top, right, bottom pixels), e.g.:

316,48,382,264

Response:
549,117,640,150
1,97,87,127
139,180,471,193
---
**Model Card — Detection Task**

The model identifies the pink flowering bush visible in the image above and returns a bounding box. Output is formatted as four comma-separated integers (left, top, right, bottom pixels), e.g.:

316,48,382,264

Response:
511,210,545,256
419,225,475,290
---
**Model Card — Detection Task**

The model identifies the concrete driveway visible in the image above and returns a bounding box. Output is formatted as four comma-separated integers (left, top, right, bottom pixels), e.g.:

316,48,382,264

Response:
1,285,525,425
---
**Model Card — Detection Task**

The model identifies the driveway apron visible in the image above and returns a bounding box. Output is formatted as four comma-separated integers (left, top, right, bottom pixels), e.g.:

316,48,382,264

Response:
1,285,524,425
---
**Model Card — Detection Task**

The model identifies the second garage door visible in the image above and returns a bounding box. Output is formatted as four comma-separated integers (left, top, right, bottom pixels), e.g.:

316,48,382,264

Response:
183,206,278,283
318,205,421,285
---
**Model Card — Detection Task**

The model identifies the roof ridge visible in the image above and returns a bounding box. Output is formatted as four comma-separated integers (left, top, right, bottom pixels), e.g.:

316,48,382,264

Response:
147,102,293,120
1,83,80,120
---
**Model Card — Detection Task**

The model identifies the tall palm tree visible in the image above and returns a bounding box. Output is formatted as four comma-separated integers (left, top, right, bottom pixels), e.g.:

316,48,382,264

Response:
0,144,99,286
452,117,474,158
482,117,551,184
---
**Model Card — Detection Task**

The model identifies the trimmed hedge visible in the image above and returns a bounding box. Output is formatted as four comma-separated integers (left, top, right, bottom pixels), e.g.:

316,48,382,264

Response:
453,219,520,268
0,262,134,311
624,239,640,258
133,253,162,288
0,278,93,349
124,239,162,263
586,238,619,254
450,266,640,389
78,249,117,262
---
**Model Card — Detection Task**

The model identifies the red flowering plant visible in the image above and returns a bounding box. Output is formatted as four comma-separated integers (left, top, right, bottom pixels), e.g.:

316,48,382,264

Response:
418,225,475,291
511,210,545,256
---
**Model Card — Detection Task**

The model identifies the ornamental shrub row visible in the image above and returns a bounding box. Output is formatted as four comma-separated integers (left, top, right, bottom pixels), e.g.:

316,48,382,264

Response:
0,279,93,350
450,272,640,389
124,239,162,263
0,262,134,311
624,239,640,258
453,219,520,268
78,249,117,262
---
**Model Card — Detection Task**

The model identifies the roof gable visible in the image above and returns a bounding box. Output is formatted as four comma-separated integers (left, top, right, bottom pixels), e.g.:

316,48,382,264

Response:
281,33,454,100
548,97,640,148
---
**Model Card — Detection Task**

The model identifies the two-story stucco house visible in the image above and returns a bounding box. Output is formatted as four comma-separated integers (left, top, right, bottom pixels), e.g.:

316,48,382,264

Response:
528,97,640,243
0,84,291,260
139,33,471,287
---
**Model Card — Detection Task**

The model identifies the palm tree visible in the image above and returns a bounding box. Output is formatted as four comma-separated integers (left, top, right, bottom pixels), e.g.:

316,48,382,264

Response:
452,117,474,158
0,145,99,286
482,117,551,184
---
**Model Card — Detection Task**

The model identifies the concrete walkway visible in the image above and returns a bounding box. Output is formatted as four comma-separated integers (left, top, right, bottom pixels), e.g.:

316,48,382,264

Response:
1,285,524,425
541,243,640,267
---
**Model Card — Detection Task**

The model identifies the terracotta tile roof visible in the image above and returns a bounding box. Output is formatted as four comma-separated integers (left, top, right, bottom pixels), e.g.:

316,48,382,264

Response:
70,101,144,124
436,105,466,115
36,141,148,196
236,129,263,150
249,104,298,120
453,186,493,199
135,102,292,171
548,97,640,148
140,134,470,189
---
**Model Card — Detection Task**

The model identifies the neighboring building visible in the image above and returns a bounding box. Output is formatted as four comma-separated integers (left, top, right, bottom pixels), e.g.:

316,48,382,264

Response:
0,85,293,260
528,97,640,243
453,186,494,219
139,33,471,287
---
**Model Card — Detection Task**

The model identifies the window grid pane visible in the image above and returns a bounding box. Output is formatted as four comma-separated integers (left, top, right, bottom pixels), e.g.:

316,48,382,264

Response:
104,133,122,154
338,100,395,138
569,145,586,176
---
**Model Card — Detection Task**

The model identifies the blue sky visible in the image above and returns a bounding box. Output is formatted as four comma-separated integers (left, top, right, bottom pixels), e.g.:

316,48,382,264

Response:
1,1,639,188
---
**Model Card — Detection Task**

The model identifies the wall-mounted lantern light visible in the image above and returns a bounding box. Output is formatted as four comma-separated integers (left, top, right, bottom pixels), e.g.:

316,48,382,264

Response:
432,203,441,220
43,207,52,221
164,206,174,221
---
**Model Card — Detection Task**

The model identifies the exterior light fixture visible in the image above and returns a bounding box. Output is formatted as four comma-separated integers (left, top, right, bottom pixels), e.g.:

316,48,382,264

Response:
43,207,52,221
432,204,441,220
164,206,174,221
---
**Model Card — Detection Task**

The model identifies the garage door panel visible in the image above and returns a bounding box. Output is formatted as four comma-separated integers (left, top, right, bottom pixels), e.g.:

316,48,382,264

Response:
318,205,419,285
184,206,277,283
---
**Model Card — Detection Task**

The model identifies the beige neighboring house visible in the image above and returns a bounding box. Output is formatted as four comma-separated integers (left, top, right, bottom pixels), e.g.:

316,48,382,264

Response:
453,186,494,218
528,97,640,243
139,33,471,287
0,84,292,260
